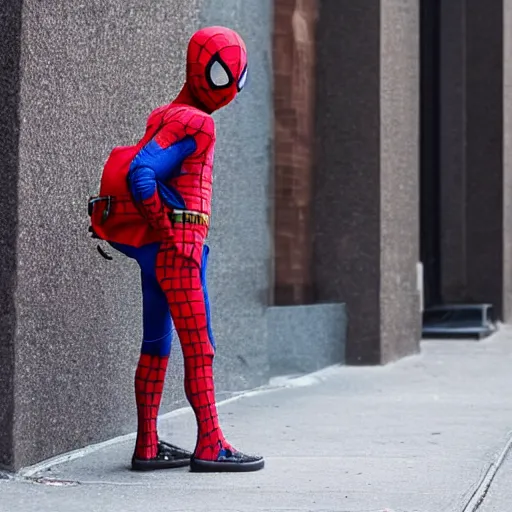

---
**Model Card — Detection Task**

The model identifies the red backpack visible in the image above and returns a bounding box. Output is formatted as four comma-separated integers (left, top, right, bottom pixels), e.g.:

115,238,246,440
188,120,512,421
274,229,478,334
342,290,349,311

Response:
88,104,171,248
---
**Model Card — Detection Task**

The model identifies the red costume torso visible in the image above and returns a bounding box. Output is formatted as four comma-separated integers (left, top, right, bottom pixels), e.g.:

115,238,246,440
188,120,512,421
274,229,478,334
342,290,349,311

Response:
157,108,215,216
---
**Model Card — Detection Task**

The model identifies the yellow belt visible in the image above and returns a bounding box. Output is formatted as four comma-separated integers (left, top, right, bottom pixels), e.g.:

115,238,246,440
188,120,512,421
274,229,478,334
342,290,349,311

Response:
169,210,209,226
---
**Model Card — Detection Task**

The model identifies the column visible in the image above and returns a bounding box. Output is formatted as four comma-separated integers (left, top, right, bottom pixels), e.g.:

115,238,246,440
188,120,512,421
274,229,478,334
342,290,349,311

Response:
313,0,421,364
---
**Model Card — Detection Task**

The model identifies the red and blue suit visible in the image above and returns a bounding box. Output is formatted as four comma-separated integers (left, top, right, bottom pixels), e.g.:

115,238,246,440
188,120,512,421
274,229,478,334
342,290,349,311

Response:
89,26,263,473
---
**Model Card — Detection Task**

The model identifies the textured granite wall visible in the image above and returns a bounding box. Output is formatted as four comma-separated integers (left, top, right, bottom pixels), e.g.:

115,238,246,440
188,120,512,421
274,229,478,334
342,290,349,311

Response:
3,0,273,471
196,0,273,393
504,0,512,321
314,2,381,363
314,0,421,364
379,0,421,362
267,304,346,376
0,0,23,471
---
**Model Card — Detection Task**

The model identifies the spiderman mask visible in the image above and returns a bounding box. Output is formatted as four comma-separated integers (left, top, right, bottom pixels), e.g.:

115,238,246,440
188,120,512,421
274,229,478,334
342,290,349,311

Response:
183,26,248,113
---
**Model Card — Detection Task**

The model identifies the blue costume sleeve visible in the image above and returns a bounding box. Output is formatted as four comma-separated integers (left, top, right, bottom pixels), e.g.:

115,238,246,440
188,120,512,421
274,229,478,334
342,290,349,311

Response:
128,136,197,210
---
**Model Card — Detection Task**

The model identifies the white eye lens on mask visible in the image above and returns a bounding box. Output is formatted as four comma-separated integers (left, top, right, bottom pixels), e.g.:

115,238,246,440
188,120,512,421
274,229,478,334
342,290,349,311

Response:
237,67,248,91
209,60,230,88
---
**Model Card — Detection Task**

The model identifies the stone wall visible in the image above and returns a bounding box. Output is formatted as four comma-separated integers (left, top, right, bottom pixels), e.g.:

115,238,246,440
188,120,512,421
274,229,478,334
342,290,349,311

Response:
314,0,421,364
0,0,23,473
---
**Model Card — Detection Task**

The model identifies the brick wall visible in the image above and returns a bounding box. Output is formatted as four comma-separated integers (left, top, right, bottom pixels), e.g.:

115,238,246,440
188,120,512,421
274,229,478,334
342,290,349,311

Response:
273,0,318,305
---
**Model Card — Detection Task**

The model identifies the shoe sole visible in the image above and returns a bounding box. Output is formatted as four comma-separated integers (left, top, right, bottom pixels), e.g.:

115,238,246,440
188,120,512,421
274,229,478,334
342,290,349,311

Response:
131,458,191,471
190,458,265,473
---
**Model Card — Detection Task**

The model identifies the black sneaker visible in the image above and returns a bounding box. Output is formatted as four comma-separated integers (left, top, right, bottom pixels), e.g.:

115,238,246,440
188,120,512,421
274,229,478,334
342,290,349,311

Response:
131,441,192,471
190,448,265,473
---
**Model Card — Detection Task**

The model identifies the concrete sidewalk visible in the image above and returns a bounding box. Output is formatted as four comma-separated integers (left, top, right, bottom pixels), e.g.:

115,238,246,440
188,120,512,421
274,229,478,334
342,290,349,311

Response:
2,328,512,512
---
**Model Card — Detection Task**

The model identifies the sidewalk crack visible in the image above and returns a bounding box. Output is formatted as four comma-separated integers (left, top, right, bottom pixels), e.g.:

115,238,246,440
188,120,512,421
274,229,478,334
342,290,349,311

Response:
461,430,512,512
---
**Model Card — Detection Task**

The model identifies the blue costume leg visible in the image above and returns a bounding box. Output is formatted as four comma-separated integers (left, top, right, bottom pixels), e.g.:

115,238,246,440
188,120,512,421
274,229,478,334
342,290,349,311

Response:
200,244,216,351
111,242,172,354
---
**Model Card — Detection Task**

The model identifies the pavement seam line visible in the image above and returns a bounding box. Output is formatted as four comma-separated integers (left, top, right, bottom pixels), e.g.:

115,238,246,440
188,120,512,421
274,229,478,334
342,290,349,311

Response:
16,365,341,478
461,430,512,512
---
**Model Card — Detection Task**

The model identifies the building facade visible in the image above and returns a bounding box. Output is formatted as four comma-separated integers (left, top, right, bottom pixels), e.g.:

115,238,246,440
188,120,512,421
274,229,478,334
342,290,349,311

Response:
1,0,510,472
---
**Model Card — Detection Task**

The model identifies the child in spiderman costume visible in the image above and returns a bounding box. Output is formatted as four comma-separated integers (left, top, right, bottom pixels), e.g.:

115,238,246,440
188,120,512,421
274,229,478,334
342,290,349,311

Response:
88,26,264,473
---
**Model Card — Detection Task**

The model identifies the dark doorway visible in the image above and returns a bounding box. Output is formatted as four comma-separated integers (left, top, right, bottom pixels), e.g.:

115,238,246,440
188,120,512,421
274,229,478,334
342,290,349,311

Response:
419,0,441,308
419,0,497,339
